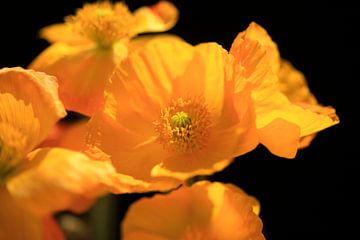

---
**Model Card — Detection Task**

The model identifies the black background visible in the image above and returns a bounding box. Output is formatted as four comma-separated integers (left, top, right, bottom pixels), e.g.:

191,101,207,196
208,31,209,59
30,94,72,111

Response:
0,1,357,239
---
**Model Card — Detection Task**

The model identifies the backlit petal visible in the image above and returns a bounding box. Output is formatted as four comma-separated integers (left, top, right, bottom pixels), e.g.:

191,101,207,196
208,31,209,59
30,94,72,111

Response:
6,148,116,216
40,23,89,45
0,187,64,240
133,1,178,34
258,118,300,158
230,23,278,91
0,67,66,151
254,90,338,137
30,43,121,116
122,182,264,240
40,120,88,152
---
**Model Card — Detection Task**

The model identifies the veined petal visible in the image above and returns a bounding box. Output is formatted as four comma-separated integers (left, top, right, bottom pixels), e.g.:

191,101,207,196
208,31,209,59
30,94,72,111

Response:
0,67,66,150
234,22,280,74
0,187,64,240
6,148,116,216
0,93,39,174
103,37,193,132
230,23,278,92
30,43,121,116
133,1,178,34
174,42,229,118
40,23,89,45
207,182,264,240
87,113,181,192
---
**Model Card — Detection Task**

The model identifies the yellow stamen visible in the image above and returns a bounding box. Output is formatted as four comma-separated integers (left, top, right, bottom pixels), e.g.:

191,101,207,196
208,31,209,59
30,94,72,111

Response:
154,98,212,153
66,2,135,48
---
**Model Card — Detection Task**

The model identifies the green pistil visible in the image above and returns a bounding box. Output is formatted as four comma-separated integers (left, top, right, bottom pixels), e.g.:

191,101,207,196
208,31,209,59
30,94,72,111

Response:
171,111,191,128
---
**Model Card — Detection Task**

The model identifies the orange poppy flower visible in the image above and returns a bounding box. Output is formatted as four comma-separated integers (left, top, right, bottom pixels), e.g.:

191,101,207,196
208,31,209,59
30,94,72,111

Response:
87,37,259,192
230,22,339,158
122,181,264,240
0,67,116,239
30,1,178,116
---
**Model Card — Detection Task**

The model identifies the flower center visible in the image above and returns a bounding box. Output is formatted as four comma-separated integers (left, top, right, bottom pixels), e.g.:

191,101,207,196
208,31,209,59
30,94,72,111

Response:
66,2,135,48
154,98,211,153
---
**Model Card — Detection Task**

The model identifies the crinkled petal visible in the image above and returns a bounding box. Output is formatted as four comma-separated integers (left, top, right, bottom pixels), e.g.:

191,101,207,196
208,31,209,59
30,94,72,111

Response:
0,187,64,240
207,182,264,240
133,1,178,34
230,22,278,92
155,85,258,179
234,22,280,74
278,60,339,149
0,67,66,152
40,23,89,45
122,182,264,240
278,60,317,105
30,43,122,116
173,42,228,118
254,90,338,137
87,113,181,192
6,148,116,216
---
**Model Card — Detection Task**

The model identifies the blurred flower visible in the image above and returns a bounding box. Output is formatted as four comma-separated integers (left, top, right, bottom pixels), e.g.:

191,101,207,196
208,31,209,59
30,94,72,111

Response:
87,37,258,192
39,120,88,152
30,1,178,116
0,67,115,239
122,181,264,240
230,22,339,158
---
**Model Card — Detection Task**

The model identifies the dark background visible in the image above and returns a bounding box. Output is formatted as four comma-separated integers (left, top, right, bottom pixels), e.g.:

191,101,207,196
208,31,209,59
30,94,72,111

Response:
0,1,357,239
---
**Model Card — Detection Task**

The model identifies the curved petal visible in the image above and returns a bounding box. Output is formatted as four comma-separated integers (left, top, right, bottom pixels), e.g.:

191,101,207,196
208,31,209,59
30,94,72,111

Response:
207,182,264,240
87,113,181,192
6,148,116,216
258,118,300,158
229,22,278,92
39,120,88,152
30,43,121,116
39,23,89,45
0,187,64,240
156,86,258,179
0,67,66,152
254,90,338,137
174,42,229,118
101,37,193,134
232,22,280,74
0,93,39,173
133,1,178,34
122,182,264,240
278,60,339,149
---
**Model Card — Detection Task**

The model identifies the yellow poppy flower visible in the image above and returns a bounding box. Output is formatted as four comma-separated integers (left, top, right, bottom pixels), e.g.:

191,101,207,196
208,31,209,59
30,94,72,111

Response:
230,22,339,158
122,181,264,240
87,37,259,192
0,67,117,238
30,1,178,116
